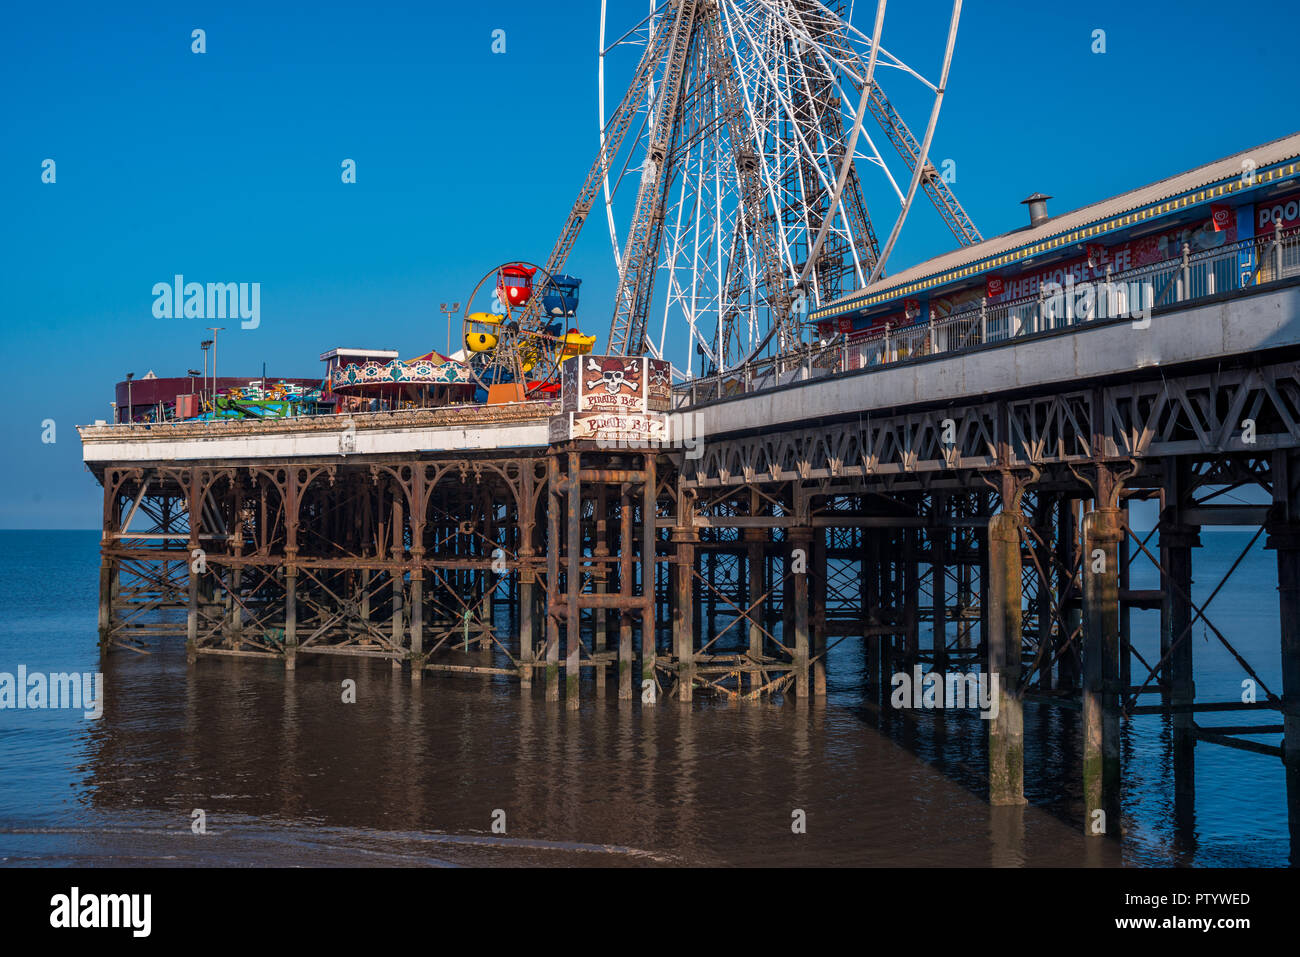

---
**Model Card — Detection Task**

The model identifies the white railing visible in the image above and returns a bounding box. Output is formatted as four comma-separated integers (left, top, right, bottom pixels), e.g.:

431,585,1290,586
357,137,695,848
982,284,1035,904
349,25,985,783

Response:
83,400,558,436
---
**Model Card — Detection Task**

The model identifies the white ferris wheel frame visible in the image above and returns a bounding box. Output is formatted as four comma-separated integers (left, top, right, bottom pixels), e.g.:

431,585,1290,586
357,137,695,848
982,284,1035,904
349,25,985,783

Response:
596,0,965,377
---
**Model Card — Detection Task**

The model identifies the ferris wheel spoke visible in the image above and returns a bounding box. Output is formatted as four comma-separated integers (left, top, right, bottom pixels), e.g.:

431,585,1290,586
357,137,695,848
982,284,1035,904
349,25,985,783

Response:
601,1,670,57
722,14,846,309
721,1,849,214
717,2,801,286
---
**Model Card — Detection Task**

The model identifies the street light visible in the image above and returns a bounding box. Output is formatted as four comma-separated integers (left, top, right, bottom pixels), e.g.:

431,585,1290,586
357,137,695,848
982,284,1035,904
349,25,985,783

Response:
206,328,225,411
200,340,213,410
125,372,135,424
440,302,461,358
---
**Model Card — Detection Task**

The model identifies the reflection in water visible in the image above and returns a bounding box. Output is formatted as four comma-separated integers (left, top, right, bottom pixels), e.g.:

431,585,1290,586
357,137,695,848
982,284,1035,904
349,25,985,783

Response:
0,531,1291,866
60,642,1125,867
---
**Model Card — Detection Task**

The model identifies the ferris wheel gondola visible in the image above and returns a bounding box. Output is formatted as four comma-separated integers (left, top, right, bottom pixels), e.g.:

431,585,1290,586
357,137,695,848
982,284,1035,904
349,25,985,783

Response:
460,262,595,399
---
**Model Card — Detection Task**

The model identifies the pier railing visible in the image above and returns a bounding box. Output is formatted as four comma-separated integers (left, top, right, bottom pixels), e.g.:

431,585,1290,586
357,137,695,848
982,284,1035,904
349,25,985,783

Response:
676,223,1300,405
80,399,558,439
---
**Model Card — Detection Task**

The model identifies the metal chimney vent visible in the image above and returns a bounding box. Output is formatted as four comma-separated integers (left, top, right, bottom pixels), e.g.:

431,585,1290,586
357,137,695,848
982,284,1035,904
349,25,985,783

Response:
1020,192,1052,228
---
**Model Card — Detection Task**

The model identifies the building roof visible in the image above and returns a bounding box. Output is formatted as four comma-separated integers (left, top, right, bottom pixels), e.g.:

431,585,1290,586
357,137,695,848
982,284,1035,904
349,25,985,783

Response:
319,347,401,361
813,130,1300,320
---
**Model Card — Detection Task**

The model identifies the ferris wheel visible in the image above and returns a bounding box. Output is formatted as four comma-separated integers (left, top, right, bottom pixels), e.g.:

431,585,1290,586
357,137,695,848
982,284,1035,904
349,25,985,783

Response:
586,0,980,378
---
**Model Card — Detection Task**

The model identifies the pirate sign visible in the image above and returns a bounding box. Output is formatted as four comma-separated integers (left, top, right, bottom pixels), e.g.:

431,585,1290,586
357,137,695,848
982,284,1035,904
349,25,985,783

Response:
579,356,645,411
646,359,672,410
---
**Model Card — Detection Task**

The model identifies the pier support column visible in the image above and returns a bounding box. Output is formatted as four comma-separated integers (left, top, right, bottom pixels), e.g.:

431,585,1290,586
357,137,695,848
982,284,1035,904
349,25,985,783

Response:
284,564,298,672
1033,495,1055,690
518,570,535,688
391,495,405,664
932,495,948,674
1057,496,1082,690
864,529,882,702
545,455,562,701
1271,450,1300,863
746,530,766,691
593,485,609,698
98,481,118,647
1083,506,1123,838
746,490,766,691
619,484,635,700
790,526,813,699
186,471,201,662
98,552,114,645
565,452,582,710
812,526,827,697
672,526,696,701
987,510,1026,805
903,528,919,665
1119,500,1133,691
1271,524,1300,863
409,542,425,682
641,453,658,704
185,566,199,663
1268,507,1300,861
1159,514,1199,811
228,483,244,648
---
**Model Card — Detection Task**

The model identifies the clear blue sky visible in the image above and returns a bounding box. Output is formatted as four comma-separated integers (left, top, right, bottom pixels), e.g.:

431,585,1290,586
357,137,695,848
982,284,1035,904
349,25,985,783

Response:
3,0,1296,528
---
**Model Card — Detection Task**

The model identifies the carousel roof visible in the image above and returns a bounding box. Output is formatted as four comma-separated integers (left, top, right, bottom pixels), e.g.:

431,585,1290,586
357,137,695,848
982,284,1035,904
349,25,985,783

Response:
330,351,472,392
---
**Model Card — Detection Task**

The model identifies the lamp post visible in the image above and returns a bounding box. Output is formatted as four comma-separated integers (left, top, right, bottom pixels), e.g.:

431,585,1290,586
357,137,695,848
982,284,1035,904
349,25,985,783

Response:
200,339,213,410
207,327,224,411
440,302,461,358
125,372,135,424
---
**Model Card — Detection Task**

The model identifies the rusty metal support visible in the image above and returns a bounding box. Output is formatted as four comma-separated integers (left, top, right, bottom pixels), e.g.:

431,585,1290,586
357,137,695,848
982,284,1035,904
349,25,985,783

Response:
619,483,635,700
987,510,1025,805
1083,505,1123,838
546,456,562,701
673,524,696,701
642,452,658,702
790,525,812,699
566,451,582,708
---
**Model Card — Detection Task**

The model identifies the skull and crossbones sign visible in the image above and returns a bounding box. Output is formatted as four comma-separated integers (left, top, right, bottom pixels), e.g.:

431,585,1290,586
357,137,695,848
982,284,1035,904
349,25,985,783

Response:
586,357,638,395
647,361,670,389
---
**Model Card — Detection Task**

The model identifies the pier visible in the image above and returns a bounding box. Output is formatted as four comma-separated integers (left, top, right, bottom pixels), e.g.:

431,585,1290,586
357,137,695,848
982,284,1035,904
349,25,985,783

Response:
77,0,1300,848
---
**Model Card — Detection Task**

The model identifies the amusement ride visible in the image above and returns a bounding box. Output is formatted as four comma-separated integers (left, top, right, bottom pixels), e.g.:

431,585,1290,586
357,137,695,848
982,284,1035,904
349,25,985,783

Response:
453,0,981,400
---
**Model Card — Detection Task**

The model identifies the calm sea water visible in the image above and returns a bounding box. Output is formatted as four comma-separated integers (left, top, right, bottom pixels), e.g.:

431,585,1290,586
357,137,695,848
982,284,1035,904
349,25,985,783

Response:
0,529,1290,866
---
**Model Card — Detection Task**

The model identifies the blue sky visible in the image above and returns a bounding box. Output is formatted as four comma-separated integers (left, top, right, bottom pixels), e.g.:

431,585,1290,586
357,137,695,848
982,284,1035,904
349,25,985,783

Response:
3,0,1297,528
